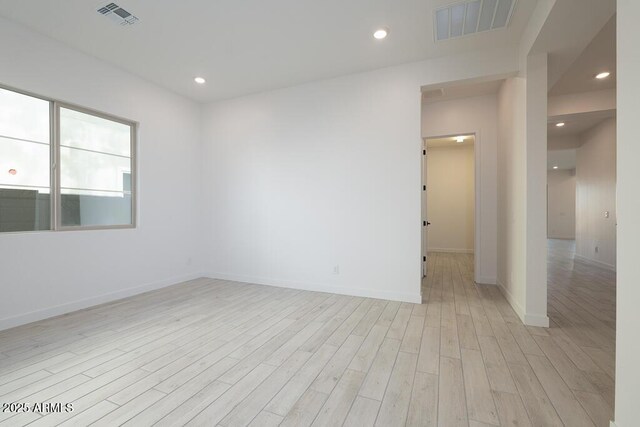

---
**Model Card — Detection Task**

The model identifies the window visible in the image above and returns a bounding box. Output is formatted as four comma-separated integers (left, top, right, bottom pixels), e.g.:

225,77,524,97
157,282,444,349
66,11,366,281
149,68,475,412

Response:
0,86,136,232
59,107,134,227
0,88,51,232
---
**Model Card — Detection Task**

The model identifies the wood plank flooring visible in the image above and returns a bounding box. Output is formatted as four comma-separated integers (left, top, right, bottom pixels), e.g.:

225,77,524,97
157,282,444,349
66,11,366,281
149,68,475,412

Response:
0,240,615,426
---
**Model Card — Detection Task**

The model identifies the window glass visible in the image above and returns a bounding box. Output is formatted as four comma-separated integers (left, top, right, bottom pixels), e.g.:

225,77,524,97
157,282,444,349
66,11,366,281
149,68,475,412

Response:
59,107,133,227
60,107,130,156
0,87,49,143
0,88,51,232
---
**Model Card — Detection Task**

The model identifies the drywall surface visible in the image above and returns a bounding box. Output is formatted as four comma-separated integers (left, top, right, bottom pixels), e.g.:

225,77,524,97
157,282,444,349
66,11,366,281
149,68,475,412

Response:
548,89,616,116
548,135,581,150
497,77,528,321
426,145,475,254
422,94,499,284
616,3,640,425
576,118,617,270
523,53,549,327
547,169,576,239
0,17,203,329
202,49,518,303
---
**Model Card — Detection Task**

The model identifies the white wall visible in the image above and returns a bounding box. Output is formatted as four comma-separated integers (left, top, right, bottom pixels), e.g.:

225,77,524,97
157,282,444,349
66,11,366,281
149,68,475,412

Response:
496,58,549,328
548,135,581,150
0,19,520,326
575,117,617,270
201,50,519,303
426,144,475,254
616,3,640,425
523,53,549,328
422,94,498,285
497,77,528,321
547,169,576,239
548,89,616,117
0,18,203,329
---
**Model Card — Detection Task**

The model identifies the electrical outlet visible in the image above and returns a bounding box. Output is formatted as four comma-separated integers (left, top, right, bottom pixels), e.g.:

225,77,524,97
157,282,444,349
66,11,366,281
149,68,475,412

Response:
604,211,610,218
333,265,340,275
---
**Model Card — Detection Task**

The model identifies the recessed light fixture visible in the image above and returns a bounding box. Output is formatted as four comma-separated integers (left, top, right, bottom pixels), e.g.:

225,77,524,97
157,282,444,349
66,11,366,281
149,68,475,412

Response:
553,166,559,169
595,71,611,80
556,122,565,127
373,28,389,40
194,77,206,84
455,136,465,143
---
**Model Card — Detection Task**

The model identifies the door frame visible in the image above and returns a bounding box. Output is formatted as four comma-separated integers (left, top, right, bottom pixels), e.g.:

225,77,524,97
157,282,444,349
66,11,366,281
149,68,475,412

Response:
422,138,428,277
422,131,481,284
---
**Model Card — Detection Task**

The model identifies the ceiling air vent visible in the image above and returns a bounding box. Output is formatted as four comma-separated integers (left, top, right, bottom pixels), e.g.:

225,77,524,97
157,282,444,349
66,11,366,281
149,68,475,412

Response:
97,2,140,26
435,0,516,41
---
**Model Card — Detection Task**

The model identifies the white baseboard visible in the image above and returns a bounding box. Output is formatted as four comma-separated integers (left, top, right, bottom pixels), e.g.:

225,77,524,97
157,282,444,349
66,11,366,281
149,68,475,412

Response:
476,276,497,285
574,254,616,272
496,279,526,321
523,313,550,328
428,248,474,254
0,272,203,332
206,272,422,304
496,279,550,327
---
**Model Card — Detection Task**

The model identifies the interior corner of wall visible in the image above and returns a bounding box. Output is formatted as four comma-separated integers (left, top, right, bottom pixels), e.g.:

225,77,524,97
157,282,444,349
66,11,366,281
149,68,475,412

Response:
476,276,497,286
496,278,540,326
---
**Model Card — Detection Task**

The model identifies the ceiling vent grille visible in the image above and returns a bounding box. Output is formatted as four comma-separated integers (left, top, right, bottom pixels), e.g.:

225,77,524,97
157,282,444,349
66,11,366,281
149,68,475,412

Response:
435,0,516,41
97,2,139,26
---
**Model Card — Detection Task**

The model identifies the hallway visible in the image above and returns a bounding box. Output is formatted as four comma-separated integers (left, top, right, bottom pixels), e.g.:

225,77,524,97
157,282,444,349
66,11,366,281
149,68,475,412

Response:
421,245,615,426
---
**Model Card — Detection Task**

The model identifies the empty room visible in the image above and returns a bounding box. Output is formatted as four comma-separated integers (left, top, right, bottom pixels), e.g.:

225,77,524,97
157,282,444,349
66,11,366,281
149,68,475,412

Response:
1,1,638,426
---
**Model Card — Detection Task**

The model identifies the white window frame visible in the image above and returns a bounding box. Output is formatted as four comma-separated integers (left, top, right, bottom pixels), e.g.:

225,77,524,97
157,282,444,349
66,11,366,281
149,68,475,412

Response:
0,83,137,233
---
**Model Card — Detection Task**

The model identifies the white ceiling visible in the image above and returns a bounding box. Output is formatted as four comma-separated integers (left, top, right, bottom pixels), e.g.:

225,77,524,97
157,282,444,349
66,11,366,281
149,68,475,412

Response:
548,109,616,138
0,0,538,102
546,10,616,164
528,0,615,91
548,149,576,170
549,16,616,96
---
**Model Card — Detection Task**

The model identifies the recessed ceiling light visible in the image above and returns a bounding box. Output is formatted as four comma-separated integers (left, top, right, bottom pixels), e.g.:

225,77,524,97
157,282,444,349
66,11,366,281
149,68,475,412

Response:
455,136,465,143
556,122,565,127
553,166,559,169
194,77,206,84
595,71,611,80
373,28,389,40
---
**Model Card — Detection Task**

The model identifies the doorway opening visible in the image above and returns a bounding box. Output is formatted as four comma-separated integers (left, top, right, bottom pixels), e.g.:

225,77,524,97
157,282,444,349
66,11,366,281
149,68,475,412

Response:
545,14,617,418
422,134,476,279
419,77,503,293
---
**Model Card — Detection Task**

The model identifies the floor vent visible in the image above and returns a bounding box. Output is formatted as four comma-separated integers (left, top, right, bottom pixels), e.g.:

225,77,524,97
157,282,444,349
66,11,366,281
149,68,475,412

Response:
435,0,516,41
97,2,140,26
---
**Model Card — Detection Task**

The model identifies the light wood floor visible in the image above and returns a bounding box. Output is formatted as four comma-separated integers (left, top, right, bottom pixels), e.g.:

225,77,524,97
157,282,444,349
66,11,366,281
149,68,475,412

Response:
0,240,615,426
